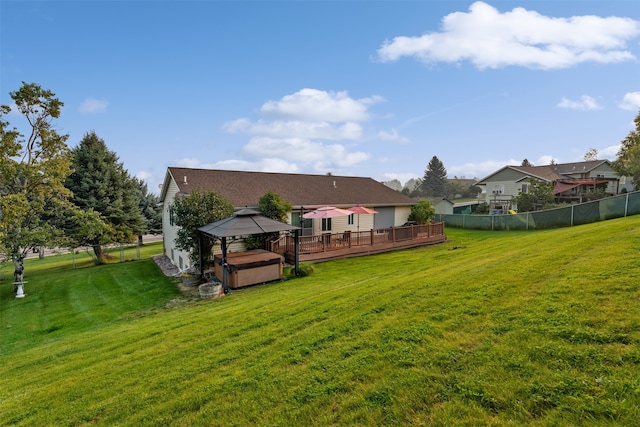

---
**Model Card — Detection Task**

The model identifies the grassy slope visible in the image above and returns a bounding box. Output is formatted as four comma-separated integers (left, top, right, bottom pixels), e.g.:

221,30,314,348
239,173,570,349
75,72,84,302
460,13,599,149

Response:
1,222,639,426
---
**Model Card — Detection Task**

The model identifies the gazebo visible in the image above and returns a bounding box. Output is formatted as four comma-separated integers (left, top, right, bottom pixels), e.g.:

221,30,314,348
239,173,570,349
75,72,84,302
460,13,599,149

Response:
197,208,301,292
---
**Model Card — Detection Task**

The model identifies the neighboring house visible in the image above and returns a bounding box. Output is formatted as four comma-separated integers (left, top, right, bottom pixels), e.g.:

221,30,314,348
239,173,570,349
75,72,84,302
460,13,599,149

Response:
423,197,455,215
158,168,416,270
475,160,620,212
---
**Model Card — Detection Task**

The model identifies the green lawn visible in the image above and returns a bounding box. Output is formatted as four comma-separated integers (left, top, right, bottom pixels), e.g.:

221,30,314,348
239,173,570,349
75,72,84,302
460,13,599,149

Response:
1,221,640,426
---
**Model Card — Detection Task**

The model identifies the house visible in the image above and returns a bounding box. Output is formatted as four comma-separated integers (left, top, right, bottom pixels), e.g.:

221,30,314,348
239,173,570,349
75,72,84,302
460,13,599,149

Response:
474,160,620,212
158,168,416,270
422,197,455,215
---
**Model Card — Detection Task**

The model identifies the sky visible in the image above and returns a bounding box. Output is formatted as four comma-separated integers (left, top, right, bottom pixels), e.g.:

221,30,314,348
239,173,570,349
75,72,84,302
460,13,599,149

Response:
2,1,640,194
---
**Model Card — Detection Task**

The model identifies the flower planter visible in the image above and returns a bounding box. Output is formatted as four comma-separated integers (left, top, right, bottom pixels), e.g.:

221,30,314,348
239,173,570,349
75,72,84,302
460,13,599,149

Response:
182,274,202,287
199,283,222,299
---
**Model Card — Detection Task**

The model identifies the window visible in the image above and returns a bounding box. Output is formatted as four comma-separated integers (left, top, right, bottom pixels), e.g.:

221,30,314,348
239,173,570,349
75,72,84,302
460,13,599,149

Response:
348,214,354,225
322,218,332,232
521,183,529,194
291,212,301,227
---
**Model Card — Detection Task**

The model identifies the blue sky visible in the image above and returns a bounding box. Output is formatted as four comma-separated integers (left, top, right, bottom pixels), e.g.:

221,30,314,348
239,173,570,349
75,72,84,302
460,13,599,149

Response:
2,1,639,194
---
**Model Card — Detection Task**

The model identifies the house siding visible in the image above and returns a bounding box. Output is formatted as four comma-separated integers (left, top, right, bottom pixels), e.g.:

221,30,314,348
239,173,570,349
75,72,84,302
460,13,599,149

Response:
394,206,412,225
162,179,192,271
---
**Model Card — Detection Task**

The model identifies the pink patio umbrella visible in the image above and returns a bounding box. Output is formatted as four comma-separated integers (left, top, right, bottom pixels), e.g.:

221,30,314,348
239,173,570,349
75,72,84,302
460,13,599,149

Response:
348,205,378,215
302,206,353,219
348,205,378,234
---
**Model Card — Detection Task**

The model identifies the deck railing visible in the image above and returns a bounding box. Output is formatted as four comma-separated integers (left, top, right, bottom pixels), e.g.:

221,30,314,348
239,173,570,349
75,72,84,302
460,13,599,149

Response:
270,222,445,260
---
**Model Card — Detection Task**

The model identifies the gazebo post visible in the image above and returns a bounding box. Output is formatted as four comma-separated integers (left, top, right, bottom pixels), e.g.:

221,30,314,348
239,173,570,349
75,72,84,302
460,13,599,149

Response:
198,231,204,279
294,229,300,276
221,236,230,294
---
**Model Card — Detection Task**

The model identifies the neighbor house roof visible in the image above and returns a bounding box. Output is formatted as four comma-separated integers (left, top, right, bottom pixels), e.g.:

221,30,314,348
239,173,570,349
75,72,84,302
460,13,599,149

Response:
159,168,415,208
475,160,612,185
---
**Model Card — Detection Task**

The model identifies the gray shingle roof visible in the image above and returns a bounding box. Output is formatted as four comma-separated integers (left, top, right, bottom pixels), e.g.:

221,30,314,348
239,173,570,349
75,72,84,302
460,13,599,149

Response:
160,168,415,208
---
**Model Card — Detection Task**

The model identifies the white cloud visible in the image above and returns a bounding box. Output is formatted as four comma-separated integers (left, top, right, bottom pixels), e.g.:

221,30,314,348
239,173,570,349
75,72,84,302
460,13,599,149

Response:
557,95,602,111
599,145,620,159
619,92,640,111
535,155,559,166
135,170,153,182
78,98,108,114
221,88,386,173
376,1,640,70
378,128,410,144
224,118,363,140
449,159,520,180
175,157,301,174
260,88,383,122
242,137,370,171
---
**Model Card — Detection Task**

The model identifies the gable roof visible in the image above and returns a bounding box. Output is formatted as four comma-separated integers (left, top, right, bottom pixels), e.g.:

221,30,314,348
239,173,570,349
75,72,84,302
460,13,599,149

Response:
475,160,612,185
159,168,415,208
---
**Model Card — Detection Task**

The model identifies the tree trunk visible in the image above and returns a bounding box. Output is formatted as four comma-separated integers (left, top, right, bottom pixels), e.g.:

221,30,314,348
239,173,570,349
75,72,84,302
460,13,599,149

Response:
92,245,106,263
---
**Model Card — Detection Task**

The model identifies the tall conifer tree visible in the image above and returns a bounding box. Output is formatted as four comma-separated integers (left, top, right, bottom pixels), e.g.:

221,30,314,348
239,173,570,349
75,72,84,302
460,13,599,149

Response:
66,131,145,261
420,156,448,197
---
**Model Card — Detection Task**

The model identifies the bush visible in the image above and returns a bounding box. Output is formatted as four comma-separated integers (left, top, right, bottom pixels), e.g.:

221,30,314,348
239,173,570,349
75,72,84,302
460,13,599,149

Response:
475,203,490,214
284,264,314,278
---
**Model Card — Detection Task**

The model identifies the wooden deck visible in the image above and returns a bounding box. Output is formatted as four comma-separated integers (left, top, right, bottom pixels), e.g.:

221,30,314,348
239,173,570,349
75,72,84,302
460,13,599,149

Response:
271,222,446,263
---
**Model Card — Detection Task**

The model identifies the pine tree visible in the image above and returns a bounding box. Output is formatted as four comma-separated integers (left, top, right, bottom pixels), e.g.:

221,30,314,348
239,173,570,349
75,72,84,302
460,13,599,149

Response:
420,156,448,197
133,177,162,241
65,131,146,261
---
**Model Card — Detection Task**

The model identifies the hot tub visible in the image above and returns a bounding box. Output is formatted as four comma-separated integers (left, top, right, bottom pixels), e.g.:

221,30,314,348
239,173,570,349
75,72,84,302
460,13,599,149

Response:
214,249,283,289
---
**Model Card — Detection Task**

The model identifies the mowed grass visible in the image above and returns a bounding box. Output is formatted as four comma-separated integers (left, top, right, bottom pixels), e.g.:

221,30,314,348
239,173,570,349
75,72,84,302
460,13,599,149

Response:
1,220,640,426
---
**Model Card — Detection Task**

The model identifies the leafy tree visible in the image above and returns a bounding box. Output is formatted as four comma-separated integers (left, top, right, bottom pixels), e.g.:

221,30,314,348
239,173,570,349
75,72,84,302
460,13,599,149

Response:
521,159,534,167
475,203,490,214
514,178,554,212
408,200,436,224
258,191,292,223
612,109,640,188
245,191,293,250
66,209,112,250
0,82,74,266
445,177,482,199
404,178,420,195
171,190,234,270
584,148,599,161
65,131,146,262
382,179,402,192
419,156,447,197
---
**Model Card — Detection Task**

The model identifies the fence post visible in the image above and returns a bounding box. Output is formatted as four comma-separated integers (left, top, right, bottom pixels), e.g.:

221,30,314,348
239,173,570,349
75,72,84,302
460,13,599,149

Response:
625,193,629,217
571,205,574,227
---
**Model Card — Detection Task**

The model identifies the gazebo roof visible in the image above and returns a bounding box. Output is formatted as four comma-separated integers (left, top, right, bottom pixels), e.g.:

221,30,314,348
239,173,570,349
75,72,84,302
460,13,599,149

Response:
198,208,300,238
